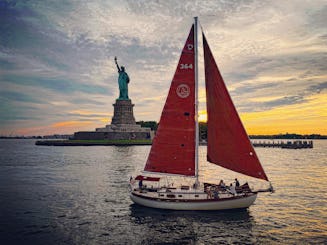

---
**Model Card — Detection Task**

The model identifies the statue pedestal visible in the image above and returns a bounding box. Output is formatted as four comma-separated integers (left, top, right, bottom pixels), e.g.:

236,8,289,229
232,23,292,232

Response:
73,98,154,141
111,99,136,125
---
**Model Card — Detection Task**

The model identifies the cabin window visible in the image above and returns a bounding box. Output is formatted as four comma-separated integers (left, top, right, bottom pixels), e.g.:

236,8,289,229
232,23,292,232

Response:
184,112,190,116
195,195,199,197
167,194,175,198
178,195,183,197
159,194,164,197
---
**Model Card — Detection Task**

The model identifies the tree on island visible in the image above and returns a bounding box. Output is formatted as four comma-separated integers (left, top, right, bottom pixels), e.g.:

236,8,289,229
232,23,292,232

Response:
136,121,158,131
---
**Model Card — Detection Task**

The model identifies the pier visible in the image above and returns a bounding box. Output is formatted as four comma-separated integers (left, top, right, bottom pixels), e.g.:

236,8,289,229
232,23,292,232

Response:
251,140,313,149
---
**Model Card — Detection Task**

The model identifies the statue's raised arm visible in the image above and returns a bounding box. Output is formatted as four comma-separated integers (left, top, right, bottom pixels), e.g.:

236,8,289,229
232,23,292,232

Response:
114,56,121,72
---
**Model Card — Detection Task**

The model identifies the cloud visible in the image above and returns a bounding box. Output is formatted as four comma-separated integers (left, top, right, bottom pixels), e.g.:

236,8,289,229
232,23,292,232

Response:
0,0,326,135
309,81,327,93
2,74,110,94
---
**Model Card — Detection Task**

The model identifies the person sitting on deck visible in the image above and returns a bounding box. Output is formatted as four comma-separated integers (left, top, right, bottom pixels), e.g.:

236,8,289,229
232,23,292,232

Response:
228,183,236,196
213,187,219,199
218,179,226,191
235,178,240,187
138,179,143,189
206,186,212,199
235,178,243,193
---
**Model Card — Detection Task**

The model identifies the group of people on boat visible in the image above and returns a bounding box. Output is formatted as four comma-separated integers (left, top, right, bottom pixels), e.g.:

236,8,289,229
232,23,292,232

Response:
206,178,246,199
131,175,252,199
218,178,239,190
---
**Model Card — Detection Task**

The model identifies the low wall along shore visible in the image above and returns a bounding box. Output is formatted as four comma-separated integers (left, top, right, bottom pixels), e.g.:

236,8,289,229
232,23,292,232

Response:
35,139,152,146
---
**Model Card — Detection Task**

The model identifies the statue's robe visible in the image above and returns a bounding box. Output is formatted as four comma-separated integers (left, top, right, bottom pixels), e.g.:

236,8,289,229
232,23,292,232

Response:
118,71,130,100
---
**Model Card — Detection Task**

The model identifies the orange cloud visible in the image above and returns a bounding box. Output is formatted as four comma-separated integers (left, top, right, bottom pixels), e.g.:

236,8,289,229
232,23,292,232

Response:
51,120,92,128
49,120,96,135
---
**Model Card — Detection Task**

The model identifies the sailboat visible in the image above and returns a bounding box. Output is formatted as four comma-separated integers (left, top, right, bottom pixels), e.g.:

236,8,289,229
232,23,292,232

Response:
129,17,273,210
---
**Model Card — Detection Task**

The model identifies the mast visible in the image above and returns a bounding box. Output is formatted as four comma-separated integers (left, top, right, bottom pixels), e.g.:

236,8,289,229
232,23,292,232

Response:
194,17,199,186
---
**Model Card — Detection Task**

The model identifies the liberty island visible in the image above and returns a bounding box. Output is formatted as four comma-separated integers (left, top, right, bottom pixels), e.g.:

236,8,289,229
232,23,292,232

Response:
36,57,153,145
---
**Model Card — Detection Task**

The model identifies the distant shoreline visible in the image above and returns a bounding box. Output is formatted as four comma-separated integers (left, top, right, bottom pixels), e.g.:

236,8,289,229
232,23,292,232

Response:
249,134,327,139
1,133,326,140
35,139,152,146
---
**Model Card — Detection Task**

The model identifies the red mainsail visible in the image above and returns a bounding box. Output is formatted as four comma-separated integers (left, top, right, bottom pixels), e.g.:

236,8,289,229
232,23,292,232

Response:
203,33,268,181
144,25,195,176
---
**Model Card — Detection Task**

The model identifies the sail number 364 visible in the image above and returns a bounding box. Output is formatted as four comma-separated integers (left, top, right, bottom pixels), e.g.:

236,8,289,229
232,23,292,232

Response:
180,64,193,69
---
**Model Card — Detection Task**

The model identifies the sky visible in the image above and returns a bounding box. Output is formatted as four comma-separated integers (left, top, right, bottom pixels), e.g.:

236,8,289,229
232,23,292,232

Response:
0,0,326,136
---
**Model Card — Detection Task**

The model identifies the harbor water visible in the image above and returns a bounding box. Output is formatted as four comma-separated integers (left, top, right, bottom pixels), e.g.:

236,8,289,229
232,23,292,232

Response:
0,139,326,244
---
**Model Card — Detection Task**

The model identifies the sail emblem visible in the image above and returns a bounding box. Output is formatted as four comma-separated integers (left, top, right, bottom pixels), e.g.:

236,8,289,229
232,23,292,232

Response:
176,84,190,98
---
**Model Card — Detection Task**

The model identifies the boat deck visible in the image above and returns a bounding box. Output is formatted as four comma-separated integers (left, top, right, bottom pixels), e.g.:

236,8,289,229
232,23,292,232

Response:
130,185,254,202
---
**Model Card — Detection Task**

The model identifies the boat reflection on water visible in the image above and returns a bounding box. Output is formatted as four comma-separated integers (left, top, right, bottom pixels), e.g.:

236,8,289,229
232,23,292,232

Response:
129,204,255,244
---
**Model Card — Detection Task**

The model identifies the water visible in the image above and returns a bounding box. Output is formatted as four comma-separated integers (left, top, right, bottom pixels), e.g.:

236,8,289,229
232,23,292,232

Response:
0,139,326,244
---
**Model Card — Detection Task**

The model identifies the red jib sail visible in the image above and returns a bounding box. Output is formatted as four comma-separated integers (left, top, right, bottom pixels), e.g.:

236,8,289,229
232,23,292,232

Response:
203,33,268,181
144,25,195,176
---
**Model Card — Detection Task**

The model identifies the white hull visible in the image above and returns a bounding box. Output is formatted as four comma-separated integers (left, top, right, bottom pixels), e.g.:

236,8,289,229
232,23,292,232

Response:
130,192,257,211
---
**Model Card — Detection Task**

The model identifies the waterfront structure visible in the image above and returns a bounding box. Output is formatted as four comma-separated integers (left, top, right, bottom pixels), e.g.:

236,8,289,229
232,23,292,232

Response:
252,140,313,149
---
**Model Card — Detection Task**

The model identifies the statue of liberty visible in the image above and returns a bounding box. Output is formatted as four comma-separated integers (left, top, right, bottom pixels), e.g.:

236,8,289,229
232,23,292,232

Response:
115,56,130,100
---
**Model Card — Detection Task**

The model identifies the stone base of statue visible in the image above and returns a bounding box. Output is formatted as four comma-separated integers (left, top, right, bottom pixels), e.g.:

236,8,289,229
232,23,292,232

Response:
73,99,154,141
111,99,136,125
